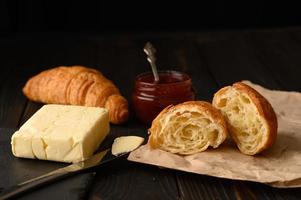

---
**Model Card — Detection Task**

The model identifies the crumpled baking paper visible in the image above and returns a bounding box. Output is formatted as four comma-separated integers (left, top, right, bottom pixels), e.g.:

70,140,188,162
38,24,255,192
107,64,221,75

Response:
128,81,301,188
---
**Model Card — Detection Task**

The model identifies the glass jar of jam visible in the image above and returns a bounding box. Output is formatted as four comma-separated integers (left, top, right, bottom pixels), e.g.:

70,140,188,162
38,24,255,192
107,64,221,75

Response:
132,70,195,124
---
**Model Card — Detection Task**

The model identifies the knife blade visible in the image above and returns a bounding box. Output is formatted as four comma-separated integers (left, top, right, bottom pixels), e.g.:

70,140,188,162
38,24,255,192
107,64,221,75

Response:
0,148,126,200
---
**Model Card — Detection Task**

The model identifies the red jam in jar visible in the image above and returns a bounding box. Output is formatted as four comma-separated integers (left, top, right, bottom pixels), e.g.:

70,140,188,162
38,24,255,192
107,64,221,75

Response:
132,70,195,124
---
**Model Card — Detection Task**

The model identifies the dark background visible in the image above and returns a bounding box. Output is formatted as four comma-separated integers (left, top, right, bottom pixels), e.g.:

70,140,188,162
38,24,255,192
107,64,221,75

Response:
1,2,301,199
1,1,301,33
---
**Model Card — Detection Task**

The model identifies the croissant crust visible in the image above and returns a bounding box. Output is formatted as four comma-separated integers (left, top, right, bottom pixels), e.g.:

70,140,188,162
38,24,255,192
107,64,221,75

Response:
23,66,129,124
212,82,277,155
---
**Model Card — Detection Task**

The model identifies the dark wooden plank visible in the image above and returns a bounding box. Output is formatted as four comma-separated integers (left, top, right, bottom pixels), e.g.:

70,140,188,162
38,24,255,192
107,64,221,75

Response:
18,102,43,126
155,33,257,200
0,67,27,128
89,124,179,200
10,34,180,199
132,35,247,200
129,33,297,200
90,159,178,200
130,36,242,200
88,122,178,200
130,35,219,101
193,30,301,199
176,172,237,200
2,30,301,200
242,29,301,199
194,31,282,90
18,34,100,125
0,33,99,124
0,34,179,199
0,38,29,128
85,37,180,200
244,28,301,91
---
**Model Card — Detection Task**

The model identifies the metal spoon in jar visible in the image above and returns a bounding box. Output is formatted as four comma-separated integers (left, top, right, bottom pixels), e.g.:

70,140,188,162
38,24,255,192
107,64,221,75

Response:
144,42,160,82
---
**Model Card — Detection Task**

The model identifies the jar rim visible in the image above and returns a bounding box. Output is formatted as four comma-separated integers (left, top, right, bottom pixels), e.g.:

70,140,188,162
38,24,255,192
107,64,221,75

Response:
135,70,192,86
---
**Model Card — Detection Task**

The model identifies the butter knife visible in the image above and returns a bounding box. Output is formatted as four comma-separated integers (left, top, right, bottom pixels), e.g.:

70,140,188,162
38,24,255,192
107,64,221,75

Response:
0,148,126,199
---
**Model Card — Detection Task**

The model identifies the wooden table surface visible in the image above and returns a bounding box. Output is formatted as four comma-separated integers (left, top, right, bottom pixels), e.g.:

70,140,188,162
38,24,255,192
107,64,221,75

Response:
0,27,301,199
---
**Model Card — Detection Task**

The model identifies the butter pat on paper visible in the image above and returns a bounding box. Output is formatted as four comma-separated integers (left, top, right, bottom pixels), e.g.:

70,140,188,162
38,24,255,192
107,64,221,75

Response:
111,136,144,156
11,104,110,163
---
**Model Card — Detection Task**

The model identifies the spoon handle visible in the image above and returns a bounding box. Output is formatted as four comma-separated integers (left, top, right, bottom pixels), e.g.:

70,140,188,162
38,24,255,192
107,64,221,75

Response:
144,42,160,82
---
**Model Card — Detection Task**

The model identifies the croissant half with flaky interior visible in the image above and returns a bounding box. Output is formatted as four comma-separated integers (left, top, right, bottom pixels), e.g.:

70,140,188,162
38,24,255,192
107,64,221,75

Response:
212,82,277,155
148,101,228,155
23,66,129,124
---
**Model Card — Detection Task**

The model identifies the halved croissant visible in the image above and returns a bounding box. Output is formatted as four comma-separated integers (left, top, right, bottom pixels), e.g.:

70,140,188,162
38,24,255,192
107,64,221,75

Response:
23,66,129,124
212,82,277,155
148,101,228,155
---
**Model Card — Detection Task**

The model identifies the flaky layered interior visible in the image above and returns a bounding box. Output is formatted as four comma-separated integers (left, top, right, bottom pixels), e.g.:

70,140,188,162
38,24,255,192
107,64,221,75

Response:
213,87,268,155
149,106,226,155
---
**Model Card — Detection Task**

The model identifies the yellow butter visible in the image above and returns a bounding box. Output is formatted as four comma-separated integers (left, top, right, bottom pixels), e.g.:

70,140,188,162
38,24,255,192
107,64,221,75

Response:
111,136,144,156
11,104,109,163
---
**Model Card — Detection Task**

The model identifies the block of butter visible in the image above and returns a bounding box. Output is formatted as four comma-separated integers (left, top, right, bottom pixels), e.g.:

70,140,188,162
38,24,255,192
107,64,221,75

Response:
11,104,109,163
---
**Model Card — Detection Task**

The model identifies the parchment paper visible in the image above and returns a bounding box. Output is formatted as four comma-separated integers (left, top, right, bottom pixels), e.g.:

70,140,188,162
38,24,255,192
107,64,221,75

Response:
128,81,301,188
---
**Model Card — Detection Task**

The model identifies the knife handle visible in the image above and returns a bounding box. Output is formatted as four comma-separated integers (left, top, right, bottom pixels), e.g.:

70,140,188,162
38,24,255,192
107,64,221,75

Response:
0,171,73,200
0,148,123,199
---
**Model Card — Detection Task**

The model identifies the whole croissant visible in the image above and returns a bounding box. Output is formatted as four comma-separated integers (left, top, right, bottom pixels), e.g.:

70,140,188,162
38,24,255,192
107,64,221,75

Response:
23,66,129,124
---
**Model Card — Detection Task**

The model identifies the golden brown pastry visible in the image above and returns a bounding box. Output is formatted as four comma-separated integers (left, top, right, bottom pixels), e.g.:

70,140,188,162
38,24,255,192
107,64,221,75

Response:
212,82,277,155
23,66,128,124
148,101,228,155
